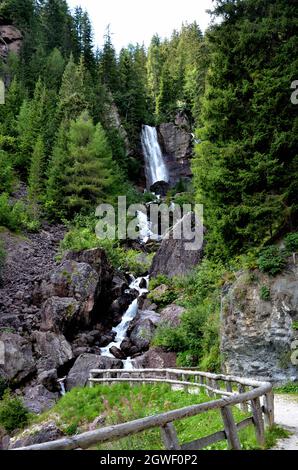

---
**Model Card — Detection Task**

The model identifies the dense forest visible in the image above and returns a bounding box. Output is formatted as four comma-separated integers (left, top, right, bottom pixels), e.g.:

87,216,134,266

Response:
0,0,297,372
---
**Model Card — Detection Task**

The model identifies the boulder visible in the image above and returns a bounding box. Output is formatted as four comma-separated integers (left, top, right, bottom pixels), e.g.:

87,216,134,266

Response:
40,296,80,337
9,420,63,449
22,385,59,414
221,262,298,383
37,369,58,392
150,181,170,197
109,346,126,360
127,310,161,353
160,304,185,327
66,354,123,390
32,331,73,371
111,273,129,299
150,212,205,278
108,290,139,327
38,261,99,329
0,333,36,384
133,347,177,369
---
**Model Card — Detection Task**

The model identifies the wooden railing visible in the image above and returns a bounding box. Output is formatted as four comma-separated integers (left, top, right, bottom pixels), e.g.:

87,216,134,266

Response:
14,369,274,451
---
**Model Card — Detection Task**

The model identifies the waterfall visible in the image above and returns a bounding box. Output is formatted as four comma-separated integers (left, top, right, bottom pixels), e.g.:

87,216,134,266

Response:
141,125,169,188
100,276,149,369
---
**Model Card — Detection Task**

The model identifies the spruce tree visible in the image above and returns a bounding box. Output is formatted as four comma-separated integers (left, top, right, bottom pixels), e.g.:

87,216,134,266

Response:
28,135,45,201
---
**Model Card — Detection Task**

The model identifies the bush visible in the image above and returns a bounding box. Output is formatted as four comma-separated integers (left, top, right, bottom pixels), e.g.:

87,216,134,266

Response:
0,193,41,233
284,232,298,253
257,245,286,276
0,150,14,193
259,285,271,301
0,377,8,400
0,390,29,433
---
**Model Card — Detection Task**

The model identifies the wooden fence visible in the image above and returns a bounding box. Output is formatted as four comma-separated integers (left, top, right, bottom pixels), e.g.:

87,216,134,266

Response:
14,368,274,451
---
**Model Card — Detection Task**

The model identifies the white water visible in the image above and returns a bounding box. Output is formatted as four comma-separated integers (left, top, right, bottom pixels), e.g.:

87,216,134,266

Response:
137,210,154,243
100,276,149,368
141,125,169,188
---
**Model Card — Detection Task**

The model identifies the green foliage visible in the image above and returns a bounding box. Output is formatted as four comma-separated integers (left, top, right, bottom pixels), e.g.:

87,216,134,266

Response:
152,259,225,371
275,383,298,394
192,0,298,258
33,383,282,450
0,390,29,433
259,285,271,301
292,321,298,331
28,136,45,201
149,275,171,290
257,246,286,276
0,150,14,193
0,193,40,232
0,378,8,400
284,232,298,253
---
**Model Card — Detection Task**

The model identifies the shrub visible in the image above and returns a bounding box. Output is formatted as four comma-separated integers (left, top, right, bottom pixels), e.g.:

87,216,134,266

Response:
257,245,286,276
284,232,298,253
0,377,8,400
259,285,271,301
0,194,40,233
0,150,14,193
0,390,29,433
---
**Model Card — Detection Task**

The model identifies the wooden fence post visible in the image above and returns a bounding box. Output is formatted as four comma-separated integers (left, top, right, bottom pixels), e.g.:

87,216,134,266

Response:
220,406,242,450
251,398,265,447
238,385,248,413
263,392,275,428
161,423,181,450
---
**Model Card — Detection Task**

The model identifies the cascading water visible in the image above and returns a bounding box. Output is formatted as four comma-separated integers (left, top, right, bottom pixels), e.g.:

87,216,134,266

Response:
100,276,149,369
141,125,169,188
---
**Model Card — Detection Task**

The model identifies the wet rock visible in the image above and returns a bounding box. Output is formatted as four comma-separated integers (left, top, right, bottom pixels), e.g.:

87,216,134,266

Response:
9,420,63,449
158,122,192,186
0,333,36,384
22,385,59,414
150,181,170,197
127,310,161,353
133,347,177,369
111,274,129,299
109,290,139,326
66,354,123,390
37,369,59,392
150,212,205,278
110,346,126,360
0,25,23,63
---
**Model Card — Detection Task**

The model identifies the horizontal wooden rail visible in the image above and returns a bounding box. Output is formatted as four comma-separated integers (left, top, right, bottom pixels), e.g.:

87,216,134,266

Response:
14,368,274,451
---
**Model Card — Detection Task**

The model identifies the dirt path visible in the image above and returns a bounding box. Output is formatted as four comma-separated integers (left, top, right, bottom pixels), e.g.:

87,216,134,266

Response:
272,394,298,450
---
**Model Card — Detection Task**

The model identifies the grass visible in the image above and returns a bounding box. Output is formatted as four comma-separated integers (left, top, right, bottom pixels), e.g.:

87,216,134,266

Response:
274,383,298,395
31,383,286,450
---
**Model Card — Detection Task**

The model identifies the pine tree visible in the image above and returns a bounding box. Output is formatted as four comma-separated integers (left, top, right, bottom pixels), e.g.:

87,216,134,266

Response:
99,27,119,94
57,54,88,122
28,135,45,201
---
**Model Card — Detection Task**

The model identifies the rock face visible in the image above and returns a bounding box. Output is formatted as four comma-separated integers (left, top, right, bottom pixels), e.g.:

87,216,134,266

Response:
158,122,192,186
0,333,36,383
32,331,73,371
150,212,205,278
65,354,123,390
221,262,298,383
0,25,23,61
9,420,63,449
22,385,59,414
133,347,177,369
126,310,161,354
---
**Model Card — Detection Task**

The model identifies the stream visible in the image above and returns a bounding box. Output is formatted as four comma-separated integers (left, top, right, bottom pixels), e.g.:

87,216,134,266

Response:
100,275,150,370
